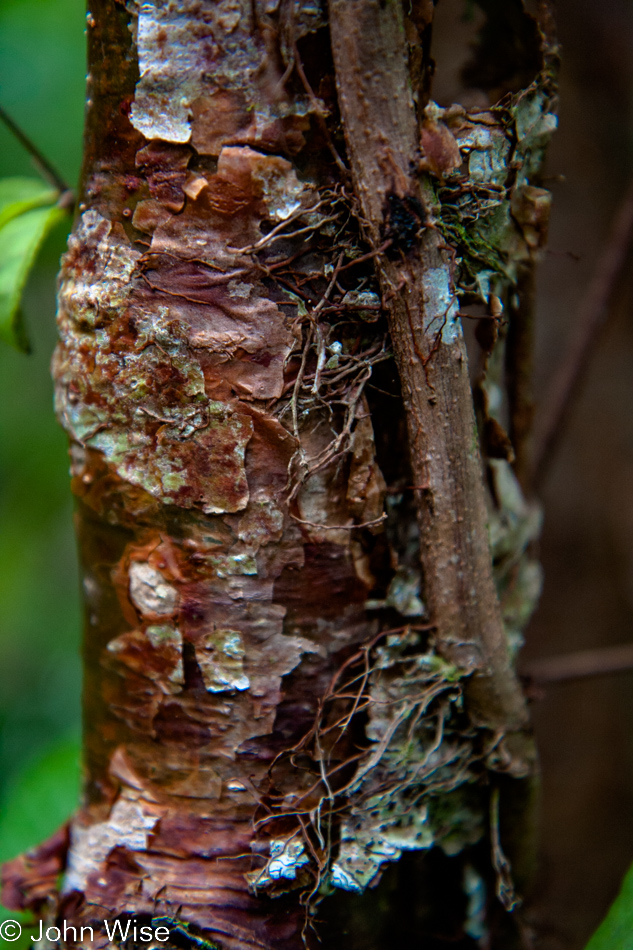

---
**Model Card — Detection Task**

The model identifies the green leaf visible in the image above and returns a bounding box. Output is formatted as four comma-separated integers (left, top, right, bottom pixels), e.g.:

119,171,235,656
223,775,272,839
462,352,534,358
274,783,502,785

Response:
0,177,59,231
0,199,66,351
0,733,80,865
585,862,633,950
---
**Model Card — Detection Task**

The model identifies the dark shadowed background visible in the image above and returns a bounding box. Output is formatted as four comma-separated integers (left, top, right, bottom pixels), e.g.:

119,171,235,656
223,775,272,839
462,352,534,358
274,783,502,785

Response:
0,1,631,947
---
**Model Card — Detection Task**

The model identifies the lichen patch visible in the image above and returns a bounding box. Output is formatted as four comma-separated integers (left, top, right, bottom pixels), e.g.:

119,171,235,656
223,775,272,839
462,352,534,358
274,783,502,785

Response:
129,561,179,617
105,625,184,694
55,212,254,514
247,837,310,889
62,794,162,894
196,628,250,693
130,0,320,150
131,0,219,143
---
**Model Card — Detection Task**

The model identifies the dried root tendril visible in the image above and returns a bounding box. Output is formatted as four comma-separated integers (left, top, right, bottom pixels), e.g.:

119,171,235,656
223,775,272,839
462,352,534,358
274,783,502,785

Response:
244,625,502,919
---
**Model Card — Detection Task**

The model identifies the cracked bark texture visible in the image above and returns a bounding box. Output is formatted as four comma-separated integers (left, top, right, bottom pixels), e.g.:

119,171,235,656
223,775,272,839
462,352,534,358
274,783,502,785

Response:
1,2,558,948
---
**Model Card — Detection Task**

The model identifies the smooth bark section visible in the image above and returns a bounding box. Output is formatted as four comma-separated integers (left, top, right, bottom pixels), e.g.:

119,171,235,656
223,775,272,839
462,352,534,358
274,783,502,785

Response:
329,0,529,738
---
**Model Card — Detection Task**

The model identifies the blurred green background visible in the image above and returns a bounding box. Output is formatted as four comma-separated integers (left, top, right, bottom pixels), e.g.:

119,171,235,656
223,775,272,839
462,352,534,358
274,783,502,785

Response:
0,0,85,878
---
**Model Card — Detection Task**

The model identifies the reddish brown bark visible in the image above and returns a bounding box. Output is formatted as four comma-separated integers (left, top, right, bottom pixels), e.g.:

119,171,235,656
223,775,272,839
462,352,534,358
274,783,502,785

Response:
2,2,558,948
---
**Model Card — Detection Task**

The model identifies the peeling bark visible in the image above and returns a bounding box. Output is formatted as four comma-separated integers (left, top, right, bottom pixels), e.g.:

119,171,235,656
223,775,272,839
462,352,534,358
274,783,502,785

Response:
1,2,558,948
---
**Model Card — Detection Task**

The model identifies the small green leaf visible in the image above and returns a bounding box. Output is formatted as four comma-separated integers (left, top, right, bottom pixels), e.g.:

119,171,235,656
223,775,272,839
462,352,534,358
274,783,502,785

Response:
0,733,81,865
585,862,633,950
0,200,66,351
0,177,59,231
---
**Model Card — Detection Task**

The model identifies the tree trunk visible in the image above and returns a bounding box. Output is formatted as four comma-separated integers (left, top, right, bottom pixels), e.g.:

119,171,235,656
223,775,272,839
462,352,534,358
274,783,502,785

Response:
2,2,558,948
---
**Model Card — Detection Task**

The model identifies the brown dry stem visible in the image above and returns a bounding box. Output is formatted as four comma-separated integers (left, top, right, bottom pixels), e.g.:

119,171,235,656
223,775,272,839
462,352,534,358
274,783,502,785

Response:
328,0,530,747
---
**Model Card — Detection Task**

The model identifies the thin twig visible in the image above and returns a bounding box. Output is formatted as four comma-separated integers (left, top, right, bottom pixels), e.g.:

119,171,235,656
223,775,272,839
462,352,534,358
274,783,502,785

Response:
311,324,328,396
291,323,313,439
227,201,328,254
287,365,373,497
521,643,633,685
289,512,387,531
533,176,633,488
0,103,71,196
292,41,349,176
336,240,393,273
490,786,519,912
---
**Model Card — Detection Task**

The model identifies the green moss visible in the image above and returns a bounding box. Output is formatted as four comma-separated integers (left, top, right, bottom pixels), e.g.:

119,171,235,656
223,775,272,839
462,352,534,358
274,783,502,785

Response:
432,74,557,300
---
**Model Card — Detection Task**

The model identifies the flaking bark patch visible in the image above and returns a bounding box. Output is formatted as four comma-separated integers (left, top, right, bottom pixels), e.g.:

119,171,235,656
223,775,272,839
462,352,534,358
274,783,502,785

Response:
54,212,255,514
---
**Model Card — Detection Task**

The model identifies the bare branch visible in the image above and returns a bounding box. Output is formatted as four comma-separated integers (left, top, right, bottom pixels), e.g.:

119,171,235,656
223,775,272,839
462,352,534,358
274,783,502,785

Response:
521,643,633,685
533,177,633,488
0,103,71,197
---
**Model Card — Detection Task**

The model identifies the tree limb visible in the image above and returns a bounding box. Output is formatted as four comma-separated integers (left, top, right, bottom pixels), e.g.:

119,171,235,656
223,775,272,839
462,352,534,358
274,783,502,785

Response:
533,176,633,489
328,0,530,746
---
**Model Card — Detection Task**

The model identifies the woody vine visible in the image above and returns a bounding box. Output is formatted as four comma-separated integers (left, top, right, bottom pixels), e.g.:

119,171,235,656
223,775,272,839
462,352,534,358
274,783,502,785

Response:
1,2,558,948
